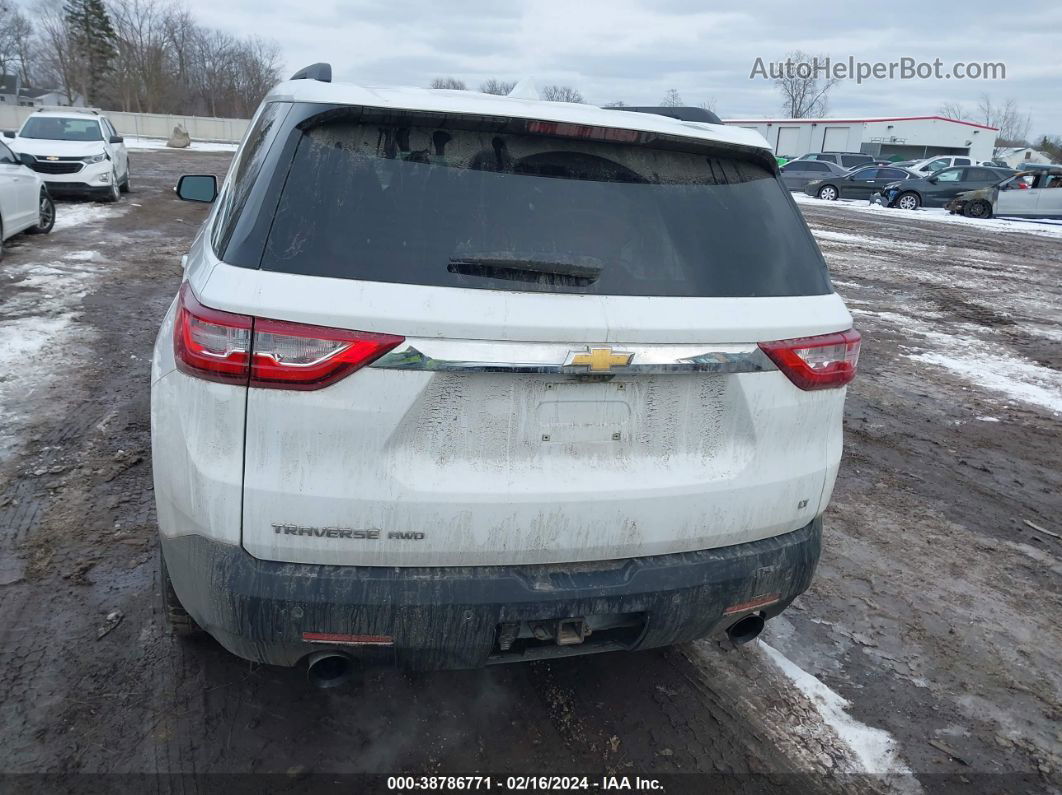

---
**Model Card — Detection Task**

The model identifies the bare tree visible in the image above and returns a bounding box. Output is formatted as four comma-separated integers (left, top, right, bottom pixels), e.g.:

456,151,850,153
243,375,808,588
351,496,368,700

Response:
937,101,968,121
701,96,719,115
480,78,515,95
976,94,1032,146
659,88,682,107
108,0,173,113
230,37,281,117
0,5,35,83
775,50,839,118
191,28,237,116
430,76,466,90
34,0,84,104
602,100,625,108
541,84,583,103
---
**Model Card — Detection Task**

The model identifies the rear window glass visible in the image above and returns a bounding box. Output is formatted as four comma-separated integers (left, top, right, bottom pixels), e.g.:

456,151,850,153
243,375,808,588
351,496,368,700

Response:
258,118,830,297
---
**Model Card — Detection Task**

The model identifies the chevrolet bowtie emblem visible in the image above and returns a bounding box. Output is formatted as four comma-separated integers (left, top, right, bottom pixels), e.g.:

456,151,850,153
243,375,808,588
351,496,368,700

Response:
45,156,59,161
565,347,634,372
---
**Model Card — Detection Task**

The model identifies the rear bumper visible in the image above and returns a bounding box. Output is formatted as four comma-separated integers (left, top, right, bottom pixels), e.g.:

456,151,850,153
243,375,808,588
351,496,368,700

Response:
161,519,821,670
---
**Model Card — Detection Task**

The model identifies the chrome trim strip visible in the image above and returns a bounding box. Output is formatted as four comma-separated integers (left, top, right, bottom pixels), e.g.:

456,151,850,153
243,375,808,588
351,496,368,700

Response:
372,345,776,374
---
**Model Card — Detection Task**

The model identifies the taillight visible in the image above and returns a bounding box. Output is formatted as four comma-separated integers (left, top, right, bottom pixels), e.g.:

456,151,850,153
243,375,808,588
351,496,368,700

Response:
250,317,404,390
173,284,404,390
174,283,251,385
758,329,861,390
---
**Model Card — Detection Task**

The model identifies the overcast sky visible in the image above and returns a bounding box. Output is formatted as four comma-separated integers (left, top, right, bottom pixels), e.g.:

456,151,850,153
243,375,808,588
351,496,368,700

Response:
172,0,1061,138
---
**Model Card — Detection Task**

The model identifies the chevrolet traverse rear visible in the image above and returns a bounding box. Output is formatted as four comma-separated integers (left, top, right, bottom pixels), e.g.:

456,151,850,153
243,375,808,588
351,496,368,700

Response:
151,65,859,678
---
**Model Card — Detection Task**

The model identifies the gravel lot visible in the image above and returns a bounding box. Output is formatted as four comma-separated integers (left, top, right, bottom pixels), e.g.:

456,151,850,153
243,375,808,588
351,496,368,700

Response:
0,150,1058,793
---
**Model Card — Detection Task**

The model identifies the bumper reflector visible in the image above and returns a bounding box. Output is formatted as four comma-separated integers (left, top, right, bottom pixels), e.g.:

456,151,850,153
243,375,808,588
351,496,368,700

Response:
723,593,781,616
302,632,395,646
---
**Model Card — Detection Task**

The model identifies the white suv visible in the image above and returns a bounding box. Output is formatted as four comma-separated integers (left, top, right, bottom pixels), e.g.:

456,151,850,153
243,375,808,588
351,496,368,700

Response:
152,65,860,684
0,138,55,258
906,154,974,175
4,108,130,202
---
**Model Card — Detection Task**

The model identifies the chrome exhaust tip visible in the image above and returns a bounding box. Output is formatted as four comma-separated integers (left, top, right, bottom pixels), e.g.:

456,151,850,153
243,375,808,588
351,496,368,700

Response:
726,614,765,646
306,651,356,689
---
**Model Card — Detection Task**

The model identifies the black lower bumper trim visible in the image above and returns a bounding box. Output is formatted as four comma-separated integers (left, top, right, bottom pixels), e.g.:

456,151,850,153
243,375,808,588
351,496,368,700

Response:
161,520,821,670
44,182,112,197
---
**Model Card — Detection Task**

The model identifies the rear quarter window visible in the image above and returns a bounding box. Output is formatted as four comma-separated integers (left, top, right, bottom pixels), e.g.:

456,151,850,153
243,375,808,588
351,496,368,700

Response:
226,110,832,298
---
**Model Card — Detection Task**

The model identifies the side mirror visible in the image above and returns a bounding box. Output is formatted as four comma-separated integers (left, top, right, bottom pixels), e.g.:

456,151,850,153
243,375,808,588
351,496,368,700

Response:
109,135,124,144
2,130,14,139
19,153,33,167
927,176,938,184
176,174,217,203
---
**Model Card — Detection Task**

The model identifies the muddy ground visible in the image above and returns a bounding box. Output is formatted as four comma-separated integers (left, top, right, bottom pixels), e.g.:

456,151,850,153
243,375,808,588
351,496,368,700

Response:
0,151,1058,793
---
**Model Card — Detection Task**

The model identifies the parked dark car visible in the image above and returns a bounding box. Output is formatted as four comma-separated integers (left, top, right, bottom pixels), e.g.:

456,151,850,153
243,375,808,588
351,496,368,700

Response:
803,165,918,201
779,159,850,191
946,169,1062,219
877,166,1014,210
793,151,875,169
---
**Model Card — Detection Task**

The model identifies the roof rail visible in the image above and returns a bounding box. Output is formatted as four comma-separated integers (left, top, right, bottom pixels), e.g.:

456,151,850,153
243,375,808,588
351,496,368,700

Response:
608,106,723,125
290,63,332,83
34,105,100,115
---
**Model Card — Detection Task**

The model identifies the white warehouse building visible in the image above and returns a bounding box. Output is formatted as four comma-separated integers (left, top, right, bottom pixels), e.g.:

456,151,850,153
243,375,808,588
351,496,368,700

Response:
721,115,998,162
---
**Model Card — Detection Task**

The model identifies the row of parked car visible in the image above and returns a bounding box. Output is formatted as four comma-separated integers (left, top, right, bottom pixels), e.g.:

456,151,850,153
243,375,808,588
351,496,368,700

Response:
0,107,133,259
779,150,1062,219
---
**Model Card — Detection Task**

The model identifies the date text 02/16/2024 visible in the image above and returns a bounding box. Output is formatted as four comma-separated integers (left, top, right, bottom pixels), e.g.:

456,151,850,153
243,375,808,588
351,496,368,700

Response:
386,776,665,791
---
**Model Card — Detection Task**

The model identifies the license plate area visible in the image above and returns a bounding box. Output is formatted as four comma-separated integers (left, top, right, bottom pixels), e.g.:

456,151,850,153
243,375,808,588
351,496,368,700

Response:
536,381,631,444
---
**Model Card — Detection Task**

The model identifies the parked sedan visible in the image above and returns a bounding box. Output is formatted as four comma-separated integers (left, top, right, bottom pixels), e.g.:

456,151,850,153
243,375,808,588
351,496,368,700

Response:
0,138,55,260
803,165,917,201
779,159,849,191
946,169,1062,219
878,166,1014,210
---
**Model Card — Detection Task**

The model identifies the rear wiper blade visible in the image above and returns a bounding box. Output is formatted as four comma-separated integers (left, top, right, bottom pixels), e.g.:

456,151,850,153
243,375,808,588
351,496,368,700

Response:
447,256,602,285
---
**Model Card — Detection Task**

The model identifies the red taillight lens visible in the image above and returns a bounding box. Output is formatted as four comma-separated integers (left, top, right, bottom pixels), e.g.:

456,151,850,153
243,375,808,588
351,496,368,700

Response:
174,283,252,385
250,317,403,390
173,285,404,390
758,329,861,391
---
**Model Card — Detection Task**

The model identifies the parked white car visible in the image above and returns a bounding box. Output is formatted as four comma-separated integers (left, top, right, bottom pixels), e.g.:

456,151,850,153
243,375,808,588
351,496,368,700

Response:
152,65,860,685
0,138,55,259
4,108,130,202
906,154,974,175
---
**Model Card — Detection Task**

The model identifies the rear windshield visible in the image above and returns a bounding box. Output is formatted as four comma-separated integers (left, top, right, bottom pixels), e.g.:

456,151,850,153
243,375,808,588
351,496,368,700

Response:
19,116,102,142
254,117,830,297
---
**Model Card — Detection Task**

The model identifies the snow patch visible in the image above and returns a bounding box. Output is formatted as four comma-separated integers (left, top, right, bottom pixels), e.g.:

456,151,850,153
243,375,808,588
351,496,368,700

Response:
852,308,1062,414
910,348,1062,414
760,642,913,777
53,203,129,232
0,253,104,457
64,250,100,261
0,314,75,372
124,136,238,153
795,191,1062,240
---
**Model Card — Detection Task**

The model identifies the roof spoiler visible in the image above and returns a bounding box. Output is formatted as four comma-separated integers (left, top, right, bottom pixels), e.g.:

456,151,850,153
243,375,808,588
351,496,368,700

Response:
290,63,332,83
609,106,723,125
